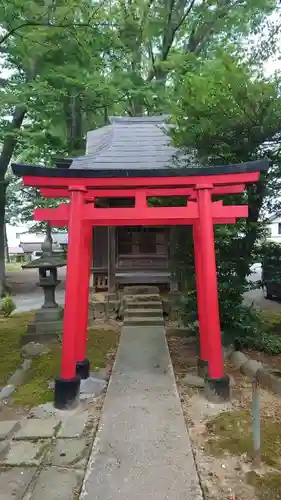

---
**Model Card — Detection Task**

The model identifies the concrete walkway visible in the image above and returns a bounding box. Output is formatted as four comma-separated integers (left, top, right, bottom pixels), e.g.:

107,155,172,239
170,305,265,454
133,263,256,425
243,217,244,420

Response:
80,326,203,500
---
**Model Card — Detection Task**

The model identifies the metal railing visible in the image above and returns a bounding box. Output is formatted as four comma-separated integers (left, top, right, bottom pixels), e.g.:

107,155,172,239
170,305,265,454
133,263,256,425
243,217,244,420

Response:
228,350,281,469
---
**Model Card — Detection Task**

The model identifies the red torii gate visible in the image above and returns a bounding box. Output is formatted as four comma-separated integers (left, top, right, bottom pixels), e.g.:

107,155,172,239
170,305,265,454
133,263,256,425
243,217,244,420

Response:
12,160,268,409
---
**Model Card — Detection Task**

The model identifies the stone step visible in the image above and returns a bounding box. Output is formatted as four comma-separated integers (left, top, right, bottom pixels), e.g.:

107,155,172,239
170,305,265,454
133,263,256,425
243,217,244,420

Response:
124,294,161,302
126,301,163,310
126,308,163,318
123,286,160,295
123,317,164,327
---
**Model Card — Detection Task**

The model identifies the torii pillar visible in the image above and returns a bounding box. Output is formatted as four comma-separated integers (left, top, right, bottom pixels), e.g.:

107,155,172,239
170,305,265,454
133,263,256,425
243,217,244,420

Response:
54,186,90,409
196,185,229,401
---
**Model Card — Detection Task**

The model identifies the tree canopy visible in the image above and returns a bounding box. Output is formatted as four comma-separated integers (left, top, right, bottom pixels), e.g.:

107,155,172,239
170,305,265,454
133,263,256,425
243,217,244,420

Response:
0,0,281,296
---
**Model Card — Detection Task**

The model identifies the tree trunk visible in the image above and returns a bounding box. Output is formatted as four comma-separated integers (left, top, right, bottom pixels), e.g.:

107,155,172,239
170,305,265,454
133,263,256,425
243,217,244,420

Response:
0,106,27,295
4,223,10,263
0,182,8,296
64,92,85,156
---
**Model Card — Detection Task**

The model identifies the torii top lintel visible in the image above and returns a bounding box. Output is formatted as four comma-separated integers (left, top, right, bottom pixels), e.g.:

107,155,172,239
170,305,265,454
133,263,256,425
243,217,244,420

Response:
11,159,269,228
12,159,268,193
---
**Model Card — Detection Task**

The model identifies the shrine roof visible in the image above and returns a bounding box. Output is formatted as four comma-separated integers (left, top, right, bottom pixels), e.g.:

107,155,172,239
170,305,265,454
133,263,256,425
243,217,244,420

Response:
81,115,180,171
11,116,269,179
12,159,269,179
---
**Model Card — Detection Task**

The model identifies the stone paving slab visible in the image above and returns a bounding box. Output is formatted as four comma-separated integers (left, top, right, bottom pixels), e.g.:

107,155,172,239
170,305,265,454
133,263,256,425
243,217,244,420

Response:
57,411,89,438
46,438,90,468
14,418,59,440
0,440,9,456
0,420,19,440
0,407,92,499
3,440,50,466
0,467,36,500
80,325,203,500
80,376,107,400
28,467,83,500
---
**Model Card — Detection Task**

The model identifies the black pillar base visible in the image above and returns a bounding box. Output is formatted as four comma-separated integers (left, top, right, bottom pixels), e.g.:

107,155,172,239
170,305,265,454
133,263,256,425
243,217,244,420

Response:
204,375,231,403
197,359,208,378
54,376,80,410
76,359,90,380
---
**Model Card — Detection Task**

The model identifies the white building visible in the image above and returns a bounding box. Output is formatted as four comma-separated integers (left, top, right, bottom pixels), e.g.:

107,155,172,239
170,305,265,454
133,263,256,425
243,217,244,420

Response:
6,225,68,256
266,213,281,244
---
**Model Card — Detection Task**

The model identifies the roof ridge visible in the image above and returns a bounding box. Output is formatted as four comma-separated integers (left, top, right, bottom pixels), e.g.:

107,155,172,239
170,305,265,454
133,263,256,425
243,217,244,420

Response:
109,115,170,124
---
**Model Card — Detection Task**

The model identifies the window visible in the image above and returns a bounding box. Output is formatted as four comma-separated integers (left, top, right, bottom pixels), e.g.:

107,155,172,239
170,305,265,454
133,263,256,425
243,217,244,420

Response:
117,228,166,255
139,228,156,254
278,223,281,235
118,228,133,254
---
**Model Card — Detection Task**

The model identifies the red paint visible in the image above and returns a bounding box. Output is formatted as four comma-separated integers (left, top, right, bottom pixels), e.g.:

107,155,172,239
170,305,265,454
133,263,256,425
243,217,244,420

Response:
40,187,194,199
34,202,248,226
23,171,259,189
193,222,208,362
49,217,237,228
76,224,92,363
19,166,264,387
197,186,224,379
40,184,246,200
192,184,246,198
61,187,87,379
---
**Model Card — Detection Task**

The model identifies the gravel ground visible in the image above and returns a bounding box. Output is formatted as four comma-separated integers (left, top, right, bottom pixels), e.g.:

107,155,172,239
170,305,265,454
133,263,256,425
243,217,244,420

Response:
167,333,281,500
7,268,66,296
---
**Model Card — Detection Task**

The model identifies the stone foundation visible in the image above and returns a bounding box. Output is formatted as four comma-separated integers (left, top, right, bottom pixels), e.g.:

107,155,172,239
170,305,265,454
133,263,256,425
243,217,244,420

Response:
21,307,64,345
22,303,95,346
90,288,181,322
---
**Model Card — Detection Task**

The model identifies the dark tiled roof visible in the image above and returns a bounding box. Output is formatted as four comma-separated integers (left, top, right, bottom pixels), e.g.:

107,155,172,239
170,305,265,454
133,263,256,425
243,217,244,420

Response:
72,115,185,171
11,114,270,179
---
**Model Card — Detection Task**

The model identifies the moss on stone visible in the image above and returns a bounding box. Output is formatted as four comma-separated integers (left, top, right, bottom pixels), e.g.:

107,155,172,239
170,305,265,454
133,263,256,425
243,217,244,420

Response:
0,312,34,387
206,410,281,468
247,471,281,500
10,324,118,407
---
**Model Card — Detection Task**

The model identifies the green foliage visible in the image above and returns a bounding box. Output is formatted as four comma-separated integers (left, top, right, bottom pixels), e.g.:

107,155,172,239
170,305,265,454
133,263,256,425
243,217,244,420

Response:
236,309,281,355
171,51,281,165
170,52,281,276
0,0,280,301
259,240,281,285
1,295,16,317
168,49,281,348
171,225,261,346
247,332,281,355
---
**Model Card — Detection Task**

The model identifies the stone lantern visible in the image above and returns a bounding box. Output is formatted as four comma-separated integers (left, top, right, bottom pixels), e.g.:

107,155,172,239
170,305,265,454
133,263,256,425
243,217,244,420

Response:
21,223,66,345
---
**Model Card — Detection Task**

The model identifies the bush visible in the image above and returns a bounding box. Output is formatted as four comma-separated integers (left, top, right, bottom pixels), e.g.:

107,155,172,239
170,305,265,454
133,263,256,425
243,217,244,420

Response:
1,296,16,317
236,332,281,355
259,241,281,287
170,225,261,346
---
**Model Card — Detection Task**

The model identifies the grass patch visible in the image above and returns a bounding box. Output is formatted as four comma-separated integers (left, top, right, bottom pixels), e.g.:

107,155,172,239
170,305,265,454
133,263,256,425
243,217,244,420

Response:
261,310,281,336
12,327,118,407
206,410,281,468
0,312,34,387
247,471,281,500
5,262,24,272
